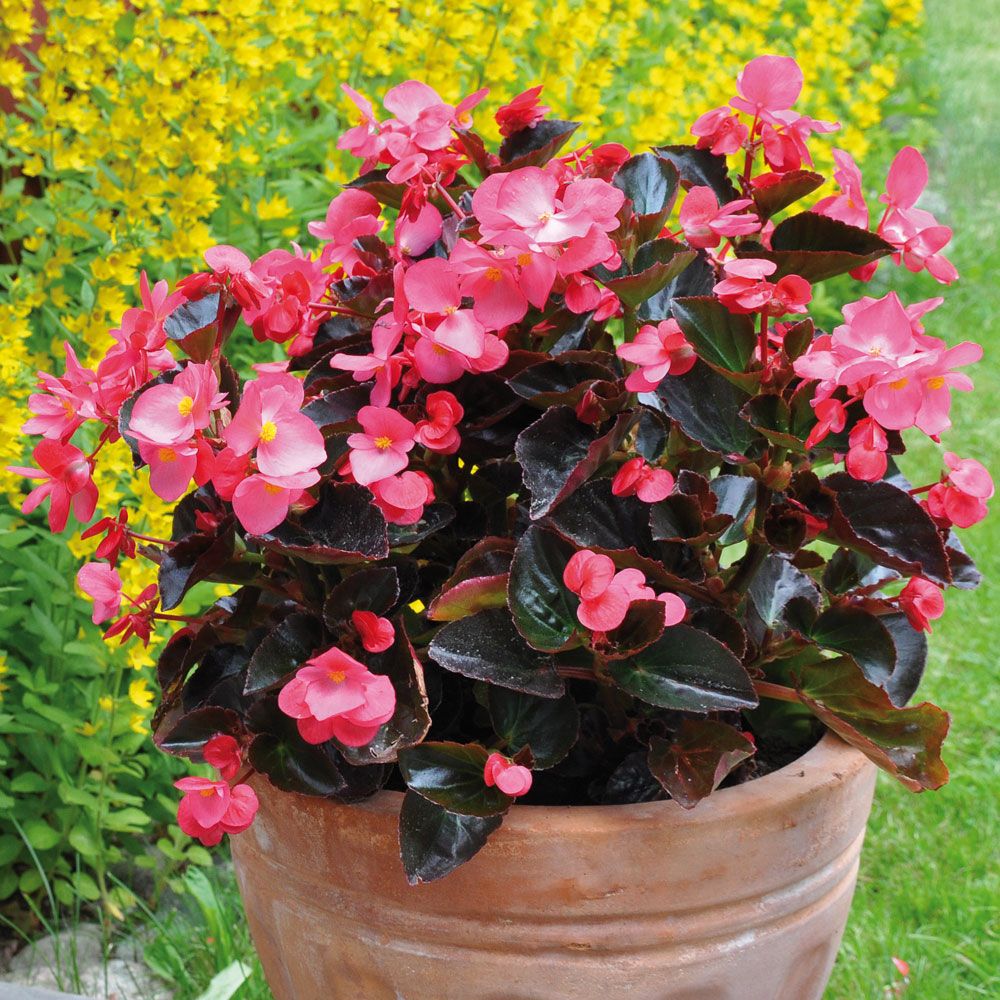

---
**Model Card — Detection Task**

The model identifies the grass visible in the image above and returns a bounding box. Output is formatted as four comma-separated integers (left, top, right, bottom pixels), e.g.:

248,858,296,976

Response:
827,1,1000,996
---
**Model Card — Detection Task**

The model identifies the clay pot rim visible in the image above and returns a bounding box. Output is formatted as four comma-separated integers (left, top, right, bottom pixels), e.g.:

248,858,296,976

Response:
338,730,869,831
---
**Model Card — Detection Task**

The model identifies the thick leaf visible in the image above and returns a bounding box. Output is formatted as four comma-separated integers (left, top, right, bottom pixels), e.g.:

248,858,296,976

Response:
398,742,512,817
497,119,580,169
795,657,949,791
507,357,618,409
345,169,404,209
323,566,399,628
809,606,895,689
507,526,580,652
880,612,928,707
637,253,716,323
751,170,824,219
944,530,982,589
428,609,564,697
711,475,758,544
654,144,740,205
740,213,894,282
652,361,762,459
158,522,236,611
649,493,731,546
610,625,758,712
601,241,697,308
748,554,821,626
488,689,579,768
338,628,431,765
603,599,668,659
546,478,654,552
244,613,323,695
648,719,755,808
672,296,756,375
302,386,370,430
247,699,386,800
398,791,501,885
515,407,632,519
164,292,220,342
824,473,950,585
426,573,509,621
613,153,679,218
255,482,389,564
153,706,242,760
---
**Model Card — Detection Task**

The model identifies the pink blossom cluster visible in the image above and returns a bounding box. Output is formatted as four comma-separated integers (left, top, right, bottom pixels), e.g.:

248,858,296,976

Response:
174,734,258,846
814,146,958,284
562,549,686,633
277,646,397,746
793,292,983,484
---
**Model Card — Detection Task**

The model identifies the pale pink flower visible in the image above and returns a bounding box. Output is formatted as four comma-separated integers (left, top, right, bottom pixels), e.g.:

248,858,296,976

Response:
347,405,417,486
369,470,434,525
691,106,749,156
130,363,226,447
309,190,383,273
617,319,696,392
330,318,405,407
813,149,869,229
731,55,803,119
77,562,123,624
232,469,321,535
679,186,760,249
136,436,215,503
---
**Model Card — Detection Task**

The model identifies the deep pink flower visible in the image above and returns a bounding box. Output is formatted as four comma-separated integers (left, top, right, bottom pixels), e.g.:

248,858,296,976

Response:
338,84,386,163
679,186,760,249
346,405,417,486
136,436,215,503
496,85,549,136
277,647,396,747
224,373,326,478
395,201,443,258
232,469,320,535
415,391,464,454
714,259,811,316
926,452,994,528
23,344,100,442
612,458,675,503
175,777,258,846
242,247,330,346
8,440,98,533
450,238,528,329
77,562,123,624
309,190,383,274
691,106,749,156
369,470,434,525
330,307,405,408
483,753,533,797
80,509,136,565
898,577,945,633
202,244,268,310
845,417,889,482
130,363,226,447
352,610,395,653
616,319,696,391
563,550,670,633
203,734,242,780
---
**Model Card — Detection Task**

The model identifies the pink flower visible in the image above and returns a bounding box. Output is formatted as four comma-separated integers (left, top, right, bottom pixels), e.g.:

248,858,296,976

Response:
898,577,945,633
395,201,443,257
352,610,395,653
224,373,326,478
369,470,434,525
330,310,405,407
346,405,417,486
136,437,215,503
338,84,385,163
309,190,383,274
714,259,811,315
450,238,528,329
80,509,135,565
845,417,889,482
496,85,549,136
691,106,749,156
483,752,533,797
679,187,760,249
277,647,396,747
616,319,696,391
926,452,994,528
77,562,123,624
813,149,869,229
202,245,267,310
203,734,242,780
232,469,321,535
241,248,330,346
8,440,98,533
175,777,259,846
415,391,463,454
472,167,624,246
130,363,226,446
731,55,804,119
612,458,675,502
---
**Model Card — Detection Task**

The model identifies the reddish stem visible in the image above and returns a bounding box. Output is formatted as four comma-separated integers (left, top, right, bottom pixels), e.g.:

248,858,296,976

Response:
758,309,770,371
754,681,801,704
434,180,466,220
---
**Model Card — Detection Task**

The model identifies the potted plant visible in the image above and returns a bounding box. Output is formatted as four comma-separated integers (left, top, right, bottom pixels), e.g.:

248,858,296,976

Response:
12,56,990,1000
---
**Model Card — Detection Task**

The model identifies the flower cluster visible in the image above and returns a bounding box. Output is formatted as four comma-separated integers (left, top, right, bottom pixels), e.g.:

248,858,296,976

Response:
10,60,988,882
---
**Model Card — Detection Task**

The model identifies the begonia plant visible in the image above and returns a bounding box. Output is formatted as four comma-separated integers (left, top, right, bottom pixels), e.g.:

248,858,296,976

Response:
12,56,990,883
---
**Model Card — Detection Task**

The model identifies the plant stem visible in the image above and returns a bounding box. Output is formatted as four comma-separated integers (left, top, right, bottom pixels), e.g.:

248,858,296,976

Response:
754,680,801,704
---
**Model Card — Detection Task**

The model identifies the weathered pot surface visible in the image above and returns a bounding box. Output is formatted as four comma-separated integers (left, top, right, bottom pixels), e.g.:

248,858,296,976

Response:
232,731,876,1000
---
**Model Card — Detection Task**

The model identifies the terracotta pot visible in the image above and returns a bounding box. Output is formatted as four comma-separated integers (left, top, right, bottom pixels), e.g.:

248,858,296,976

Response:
231,731,876,1000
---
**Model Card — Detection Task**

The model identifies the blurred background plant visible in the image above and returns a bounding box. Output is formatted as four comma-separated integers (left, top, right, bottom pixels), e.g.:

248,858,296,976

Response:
7,2,984,999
